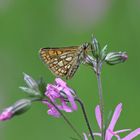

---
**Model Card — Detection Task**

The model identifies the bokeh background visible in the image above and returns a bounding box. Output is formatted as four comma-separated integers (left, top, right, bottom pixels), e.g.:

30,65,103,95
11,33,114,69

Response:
0,0,140,140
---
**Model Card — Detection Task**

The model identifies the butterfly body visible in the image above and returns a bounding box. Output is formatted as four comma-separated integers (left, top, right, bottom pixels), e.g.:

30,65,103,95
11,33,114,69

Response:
39,44,89,79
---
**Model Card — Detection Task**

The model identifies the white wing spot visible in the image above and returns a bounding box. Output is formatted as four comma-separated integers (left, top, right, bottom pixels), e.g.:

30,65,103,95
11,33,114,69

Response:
54,58,58,61
61,69,64,73
66,57,72,61
60,55,66,59
53,61,58,64
65,64,71,69
67,65,71,69
58,61,64,67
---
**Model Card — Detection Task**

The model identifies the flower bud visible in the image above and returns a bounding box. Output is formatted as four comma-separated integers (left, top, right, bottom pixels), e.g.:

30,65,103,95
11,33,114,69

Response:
12,99,31,115
0,107,13,121
23,73,38,90
100,45,108,61
0,99,31,121
105,52,128,65
91,37,100,58
84,55,97,73
37,77,47,94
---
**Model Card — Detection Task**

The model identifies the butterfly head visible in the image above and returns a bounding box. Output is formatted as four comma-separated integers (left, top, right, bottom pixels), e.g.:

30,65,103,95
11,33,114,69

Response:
82,43,92,53
82,43,89,49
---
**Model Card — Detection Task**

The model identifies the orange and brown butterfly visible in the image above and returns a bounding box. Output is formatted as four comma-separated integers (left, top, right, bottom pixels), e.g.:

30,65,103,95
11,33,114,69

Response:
39,43,90,79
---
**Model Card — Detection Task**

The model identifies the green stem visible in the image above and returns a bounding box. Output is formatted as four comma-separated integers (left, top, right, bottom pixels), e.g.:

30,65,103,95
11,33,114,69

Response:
33,97,83,140
49,99,83,140
76,98,95,140
96,72,105,140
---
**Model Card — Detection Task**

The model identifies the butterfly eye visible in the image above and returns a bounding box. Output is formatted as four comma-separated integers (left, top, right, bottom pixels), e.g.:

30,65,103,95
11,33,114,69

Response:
83,43,90,50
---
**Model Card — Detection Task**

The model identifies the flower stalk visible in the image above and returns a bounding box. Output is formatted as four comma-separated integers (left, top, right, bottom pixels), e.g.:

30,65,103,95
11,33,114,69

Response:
76,98,95,140
89,37,129,140
48,99,83,140
96,72,104,140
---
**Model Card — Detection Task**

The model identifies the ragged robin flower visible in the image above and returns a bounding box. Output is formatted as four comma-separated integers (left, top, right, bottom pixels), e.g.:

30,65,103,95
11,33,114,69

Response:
43,78,77,117
83,103,140,140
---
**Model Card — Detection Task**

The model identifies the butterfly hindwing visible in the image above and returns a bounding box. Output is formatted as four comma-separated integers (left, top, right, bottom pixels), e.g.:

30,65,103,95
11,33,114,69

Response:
39,45,88,79
39,47,79,78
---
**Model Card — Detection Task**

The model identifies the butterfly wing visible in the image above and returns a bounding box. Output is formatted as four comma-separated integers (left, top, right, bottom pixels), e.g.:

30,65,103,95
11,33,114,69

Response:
65,46,86,79
39,46,81,79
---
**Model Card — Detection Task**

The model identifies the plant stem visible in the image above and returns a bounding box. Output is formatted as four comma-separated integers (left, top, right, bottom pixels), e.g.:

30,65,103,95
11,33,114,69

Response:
76,98,95,140
49,99,83,140
96,68,105,140
33,97,83,139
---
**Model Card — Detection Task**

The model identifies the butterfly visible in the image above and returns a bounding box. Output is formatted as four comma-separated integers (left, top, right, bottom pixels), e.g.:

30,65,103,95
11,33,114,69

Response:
39,43,90,79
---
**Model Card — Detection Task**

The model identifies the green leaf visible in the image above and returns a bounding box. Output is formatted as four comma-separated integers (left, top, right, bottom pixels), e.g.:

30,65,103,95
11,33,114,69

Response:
37,77,46,95
100,44,108,61
19,86,41,96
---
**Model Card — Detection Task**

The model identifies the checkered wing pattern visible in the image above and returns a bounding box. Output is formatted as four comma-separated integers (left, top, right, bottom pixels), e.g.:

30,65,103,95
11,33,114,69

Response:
39,46,88,79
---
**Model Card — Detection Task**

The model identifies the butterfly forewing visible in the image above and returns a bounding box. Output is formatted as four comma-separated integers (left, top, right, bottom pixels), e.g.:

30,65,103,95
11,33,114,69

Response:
39,45,88,79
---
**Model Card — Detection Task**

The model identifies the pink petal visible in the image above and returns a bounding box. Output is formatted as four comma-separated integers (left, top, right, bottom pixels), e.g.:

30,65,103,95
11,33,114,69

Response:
55,78,67,88
122,128,140,140
107,103,122,131
45,102,61,117
115,129,131,134
83,133,88,140
47,106,60,118
105,129,115,140
64,89,77,110
61,100,73,112
55,78,77,110
106,129,121,140
46,84,60,98
113,134,121,140
0,107,13,121
95,105,101,129
106,103,122,140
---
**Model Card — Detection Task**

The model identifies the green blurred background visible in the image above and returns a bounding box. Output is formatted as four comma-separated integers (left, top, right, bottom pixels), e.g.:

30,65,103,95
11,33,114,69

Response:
0,0,140,140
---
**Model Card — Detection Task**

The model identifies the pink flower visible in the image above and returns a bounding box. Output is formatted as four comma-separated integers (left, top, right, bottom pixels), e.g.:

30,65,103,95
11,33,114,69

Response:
43,78,77,117
45,102,61,118
0,107,13,121
84,103,140,140
95,103,140,140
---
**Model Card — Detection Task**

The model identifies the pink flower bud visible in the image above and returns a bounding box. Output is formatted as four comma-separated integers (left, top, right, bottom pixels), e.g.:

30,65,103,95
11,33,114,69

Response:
0,107,13,121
